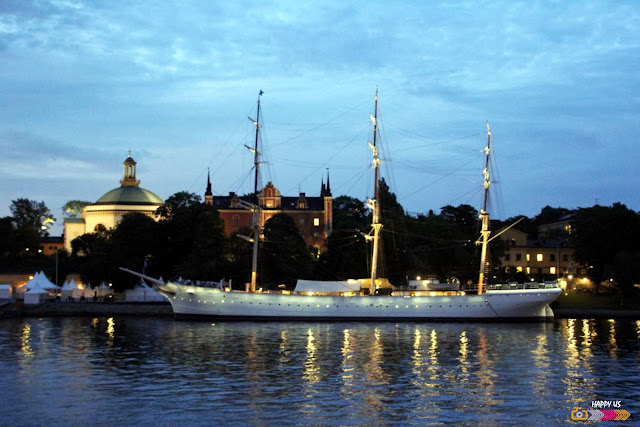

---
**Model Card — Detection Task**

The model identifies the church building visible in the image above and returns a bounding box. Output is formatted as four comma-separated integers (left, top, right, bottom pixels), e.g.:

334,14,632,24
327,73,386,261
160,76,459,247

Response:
63,154,164,252
206,172,333,250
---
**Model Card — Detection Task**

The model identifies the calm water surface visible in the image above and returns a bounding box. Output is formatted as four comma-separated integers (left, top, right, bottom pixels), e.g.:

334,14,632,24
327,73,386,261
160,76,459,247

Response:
0,317,638,426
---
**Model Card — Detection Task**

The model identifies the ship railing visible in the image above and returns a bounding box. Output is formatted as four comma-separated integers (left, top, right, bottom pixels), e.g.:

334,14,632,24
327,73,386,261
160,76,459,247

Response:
485,282,560,291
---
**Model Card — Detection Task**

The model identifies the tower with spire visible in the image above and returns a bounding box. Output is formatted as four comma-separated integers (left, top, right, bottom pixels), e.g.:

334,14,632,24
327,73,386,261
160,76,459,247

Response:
120,151,140,187
205,169,213,205
322,170,333,235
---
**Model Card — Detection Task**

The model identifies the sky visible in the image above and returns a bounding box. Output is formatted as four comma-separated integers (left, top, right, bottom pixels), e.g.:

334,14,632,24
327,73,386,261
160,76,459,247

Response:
1,0,639,236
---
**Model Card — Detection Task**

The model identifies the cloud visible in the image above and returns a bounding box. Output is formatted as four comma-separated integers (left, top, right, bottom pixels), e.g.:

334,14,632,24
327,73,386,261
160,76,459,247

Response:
0,0,639,226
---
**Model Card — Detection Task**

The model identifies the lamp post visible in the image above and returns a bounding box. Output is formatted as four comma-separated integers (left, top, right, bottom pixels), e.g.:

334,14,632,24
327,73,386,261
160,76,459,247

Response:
55,250,58,286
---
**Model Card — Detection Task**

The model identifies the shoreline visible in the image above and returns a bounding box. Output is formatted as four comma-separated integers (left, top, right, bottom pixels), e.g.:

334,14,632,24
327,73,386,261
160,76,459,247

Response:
2,300,639,320
1,300,173,318
553,309,640,319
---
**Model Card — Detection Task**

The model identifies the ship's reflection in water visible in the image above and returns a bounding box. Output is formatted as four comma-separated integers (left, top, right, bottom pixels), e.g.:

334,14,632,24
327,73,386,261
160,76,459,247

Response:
1,318,639,426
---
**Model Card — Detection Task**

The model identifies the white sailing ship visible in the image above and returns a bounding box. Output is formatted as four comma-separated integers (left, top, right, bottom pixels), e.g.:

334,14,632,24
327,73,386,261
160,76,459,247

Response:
123,90,561,321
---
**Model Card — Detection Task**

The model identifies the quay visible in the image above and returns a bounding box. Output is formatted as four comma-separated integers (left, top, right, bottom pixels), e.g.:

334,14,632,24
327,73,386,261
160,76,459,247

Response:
0,299,172,319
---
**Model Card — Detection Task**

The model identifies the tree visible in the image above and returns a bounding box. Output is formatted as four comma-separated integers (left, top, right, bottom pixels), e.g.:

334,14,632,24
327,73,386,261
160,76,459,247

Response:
109,212,160,291
535,206,571,226
10,199,55,250
319,196,370,280
407,209,475,283
260,213,313,289
222,226,254,289
440,204,478,227
71,230,112,287
62,200,91,218
0,217,16,259
572,203,640,297
156,191,203,219
154,192,227,281
377,178,410,286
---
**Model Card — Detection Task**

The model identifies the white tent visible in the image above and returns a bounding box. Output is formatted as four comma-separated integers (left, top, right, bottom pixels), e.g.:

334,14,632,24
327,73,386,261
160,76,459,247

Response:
24,281,50,304
95,282,114,298
294,279,362,293
36,271,59,290
125,280,165,302
0,284,12,299
24,272,59,292
61,279,81,299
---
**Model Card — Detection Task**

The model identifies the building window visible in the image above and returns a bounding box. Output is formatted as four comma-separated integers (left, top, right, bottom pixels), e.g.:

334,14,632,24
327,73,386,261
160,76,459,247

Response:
313,218,320,227
550,267,556,275
509,238,517,247
232,215,239,227
95,224,106,232
536,254,543,262
550,254,556,262
526,254,531,262
516,253,522,261
299,217,305,225
516,266,523,272
563,254,569,262
266,200,273,208
526,267,531,275
505,254,511,261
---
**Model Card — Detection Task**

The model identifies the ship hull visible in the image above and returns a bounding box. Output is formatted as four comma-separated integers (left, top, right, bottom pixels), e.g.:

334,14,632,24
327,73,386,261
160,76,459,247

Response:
157,283,561,322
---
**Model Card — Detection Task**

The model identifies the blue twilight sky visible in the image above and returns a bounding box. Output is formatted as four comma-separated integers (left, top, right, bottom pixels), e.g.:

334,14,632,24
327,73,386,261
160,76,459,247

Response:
1,0,639,235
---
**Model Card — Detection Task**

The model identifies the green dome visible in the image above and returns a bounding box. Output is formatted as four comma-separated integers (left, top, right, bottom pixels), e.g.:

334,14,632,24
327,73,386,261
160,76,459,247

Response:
96,186,164,205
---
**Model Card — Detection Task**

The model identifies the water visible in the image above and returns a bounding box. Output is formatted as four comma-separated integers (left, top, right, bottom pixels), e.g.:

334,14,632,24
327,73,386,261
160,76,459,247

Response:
0,317,638,426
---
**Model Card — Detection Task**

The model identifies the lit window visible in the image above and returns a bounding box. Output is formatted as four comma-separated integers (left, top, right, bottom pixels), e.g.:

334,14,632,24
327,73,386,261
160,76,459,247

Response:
266,200,273,208
526,267,531,275
313,218,320,226
526,254,531,262
516,266,523,272
537,254,543,262
550,267,556,274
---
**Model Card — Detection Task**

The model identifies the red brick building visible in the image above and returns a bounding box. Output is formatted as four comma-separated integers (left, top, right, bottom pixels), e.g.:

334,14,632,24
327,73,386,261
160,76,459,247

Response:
205,172,333,250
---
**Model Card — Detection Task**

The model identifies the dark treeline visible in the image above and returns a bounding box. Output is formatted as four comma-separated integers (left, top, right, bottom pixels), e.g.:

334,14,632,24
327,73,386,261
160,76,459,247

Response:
2,192,640,296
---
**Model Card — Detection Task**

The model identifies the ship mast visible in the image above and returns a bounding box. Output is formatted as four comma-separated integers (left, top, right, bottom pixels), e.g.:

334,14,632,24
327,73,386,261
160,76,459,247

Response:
246,90,263,293
477,122,492,295
368,87,382,294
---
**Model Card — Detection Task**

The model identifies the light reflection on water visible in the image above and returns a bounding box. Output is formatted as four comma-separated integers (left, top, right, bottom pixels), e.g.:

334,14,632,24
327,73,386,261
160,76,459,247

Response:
0,318,639,426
